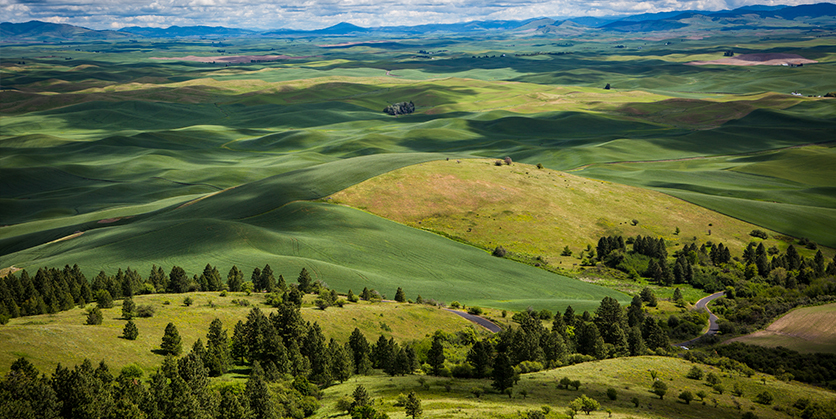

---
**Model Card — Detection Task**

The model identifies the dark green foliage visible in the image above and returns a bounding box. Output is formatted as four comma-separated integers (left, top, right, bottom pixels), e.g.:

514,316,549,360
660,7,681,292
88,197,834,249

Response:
351,384,372,410
168,266,190,293
383,101,415,116
122,320,138,340
714,342,836,388
467,339,494,378
183,296,193,306
205,318,230,376
651,380,667,399
492,246,507,257
121,297,135,319
95,290,113,308
226,265,243,292
297,268,312,293
686,365,703,380
247,362,278,419
136,304,154,318
640,287,657,307
428,333,445,376
349,328,372,374
755,391,774,405
678,390,694,404
404,391,422,419
606,387,617,400
394,287,406,302
86,307,103,325
491,352,516,392
161,322,182,356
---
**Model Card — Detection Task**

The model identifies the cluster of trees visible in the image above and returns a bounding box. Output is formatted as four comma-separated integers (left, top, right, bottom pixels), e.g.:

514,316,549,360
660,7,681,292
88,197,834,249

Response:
0,264,318,323
0,342,317,418
0,265,91,323
383,101,415,116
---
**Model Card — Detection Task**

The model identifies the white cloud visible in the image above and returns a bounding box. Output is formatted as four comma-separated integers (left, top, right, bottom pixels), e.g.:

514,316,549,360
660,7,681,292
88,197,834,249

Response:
2,0,825,30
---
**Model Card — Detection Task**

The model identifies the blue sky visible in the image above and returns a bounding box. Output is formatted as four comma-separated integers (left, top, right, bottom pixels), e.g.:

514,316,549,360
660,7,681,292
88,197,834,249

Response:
1,0,821,30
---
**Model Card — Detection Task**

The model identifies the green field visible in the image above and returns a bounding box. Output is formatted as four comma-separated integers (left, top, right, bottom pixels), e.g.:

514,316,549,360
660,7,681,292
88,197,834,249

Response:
2,27,836,316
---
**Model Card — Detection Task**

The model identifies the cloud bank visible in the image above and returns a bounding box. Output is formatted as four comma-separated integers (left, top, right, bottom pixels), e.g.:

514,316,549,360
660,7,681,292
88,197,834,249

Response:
1,0,823,30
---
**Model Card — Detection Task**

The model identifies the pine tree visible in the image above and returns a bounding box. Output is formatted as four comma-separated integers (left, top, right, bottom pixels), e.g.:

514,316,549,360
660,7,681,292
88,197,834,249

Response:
86,307,103,325
206,318,230,376
330,339,353,383
394,287,406,302
123,320,139,340
247,361,277,419
168,266,190,293
491,352,516,391
428,333,445,376
404,391,423,418
122,297,136,319
351,384,372,410
161,322,183,356
297,268,312,293
348,328,372,374
227,266,243,292
250,267,262,291
261,264,277,293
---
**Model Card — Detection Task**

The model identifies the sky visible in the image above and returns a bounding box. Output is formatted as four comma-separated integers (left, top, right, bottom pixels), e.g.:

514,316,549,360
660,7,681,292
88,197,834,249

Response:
1,0,823,30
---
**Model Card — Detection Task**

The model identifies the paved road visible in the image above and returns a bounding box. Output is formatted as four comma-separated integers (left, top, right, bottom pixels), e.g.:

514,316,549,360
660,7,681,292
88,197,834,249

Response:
445,309,502,333
675,291,725,348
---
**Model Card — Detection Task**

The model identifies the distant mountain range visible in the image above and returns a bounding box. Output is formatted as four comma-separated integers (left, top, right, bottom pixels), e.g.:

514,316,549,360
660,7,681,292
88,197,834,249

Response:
2,3,835,42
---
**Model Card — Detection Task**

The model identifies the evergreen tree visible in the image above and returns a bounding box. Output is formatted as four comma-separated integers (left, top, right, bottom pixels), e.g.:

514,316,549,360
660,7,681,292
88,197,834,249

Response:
247,362,278,419
348,328,372,374
330,339,353,383
305,322,332,385
627,295,644,327
428,333,445,376
121,297,135,319
261,264,277,293
641,318,669,352
95,289,113,308
394,287,406,303
218,390,251,419
297,268,312,293
563,305,576,328
227,265,243,292
351,385,372,410
250,267,262,291
161,322,183,356
123,320,139,340
404,391,422,419
206,318,230,376
168,266,190,293
276,274,287,292
491,352,516,392
230,320,247,364
627,326,646,356
466,339,494,378
86,307,103,325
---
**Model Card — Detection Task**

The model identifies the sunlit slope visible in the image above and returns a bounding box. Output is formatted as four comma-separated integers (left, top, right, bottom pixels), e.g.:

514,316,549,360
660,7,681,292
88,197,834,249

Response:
330,159,829,267
1,154,628,312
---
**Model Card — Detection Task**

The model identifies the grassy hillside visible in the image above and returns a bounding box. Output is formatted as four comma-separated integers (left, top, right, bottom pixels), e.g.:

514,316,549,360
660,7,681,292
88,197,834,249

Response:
0,292,477,376
729,303,836,354
330,159,832,268
317,356,836,418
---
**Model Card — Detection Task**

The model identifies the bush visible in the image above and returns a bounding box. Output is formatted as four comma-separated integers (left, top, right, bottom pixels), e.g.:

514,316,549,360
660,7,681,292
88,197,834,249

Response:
536,163,544,169
136,304,155,318
754,391,773,405
678,390,694,404
467,306,483,315
86,307,103,325
503,156,513,165
750,230,768,239
516,361,543,374
686,365,704,380
183,296,193,307
495,160,504,166
450,301,461,309
606,388,617,400
492,246,507,257
561,246,573,256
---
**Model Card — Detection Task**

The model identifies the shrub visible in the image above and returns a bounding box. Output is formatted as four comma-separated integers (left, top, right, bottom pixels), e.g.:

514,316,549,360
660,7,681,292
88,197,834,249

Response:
631,219,639,226
696,390,707,400
631,396,640,407
495,160,504,166
686,366,704,380
733,382,744,397
536,163,544,169
492,246,507,257
467,306,483,315
561,246,573,256
606,388,617,400
651,381,667,399
678,390,694,404
86,307,103,325
503,156,513,165
714,384,725,394
749,230,768,239
450,301,461,309
755,391,773,405
706,372,720,385
136,304,155,318
122,320,138,340
183,296,193,306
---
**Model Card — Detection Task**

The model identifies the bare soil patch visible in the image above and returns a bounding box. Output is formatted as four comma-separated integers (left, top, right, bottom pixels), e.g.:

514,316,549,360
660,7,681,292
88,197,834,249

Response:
688,53,817,66
151,55,314,64
729,303,836,353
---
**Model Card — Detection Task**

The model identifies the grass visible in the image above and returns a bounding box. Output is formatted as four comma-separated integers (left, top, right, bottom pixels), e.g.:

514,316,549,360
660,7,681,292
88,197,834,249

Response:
329,159,832,270
0,292,476,376
316,356,836,418
728,303,836,354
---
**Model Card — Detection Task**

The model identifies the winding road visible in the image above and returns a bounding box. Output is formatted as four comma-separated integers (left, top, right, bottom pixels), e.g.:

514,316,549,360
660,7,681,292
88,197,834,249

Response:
445,309,502,333
675,291,725,348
